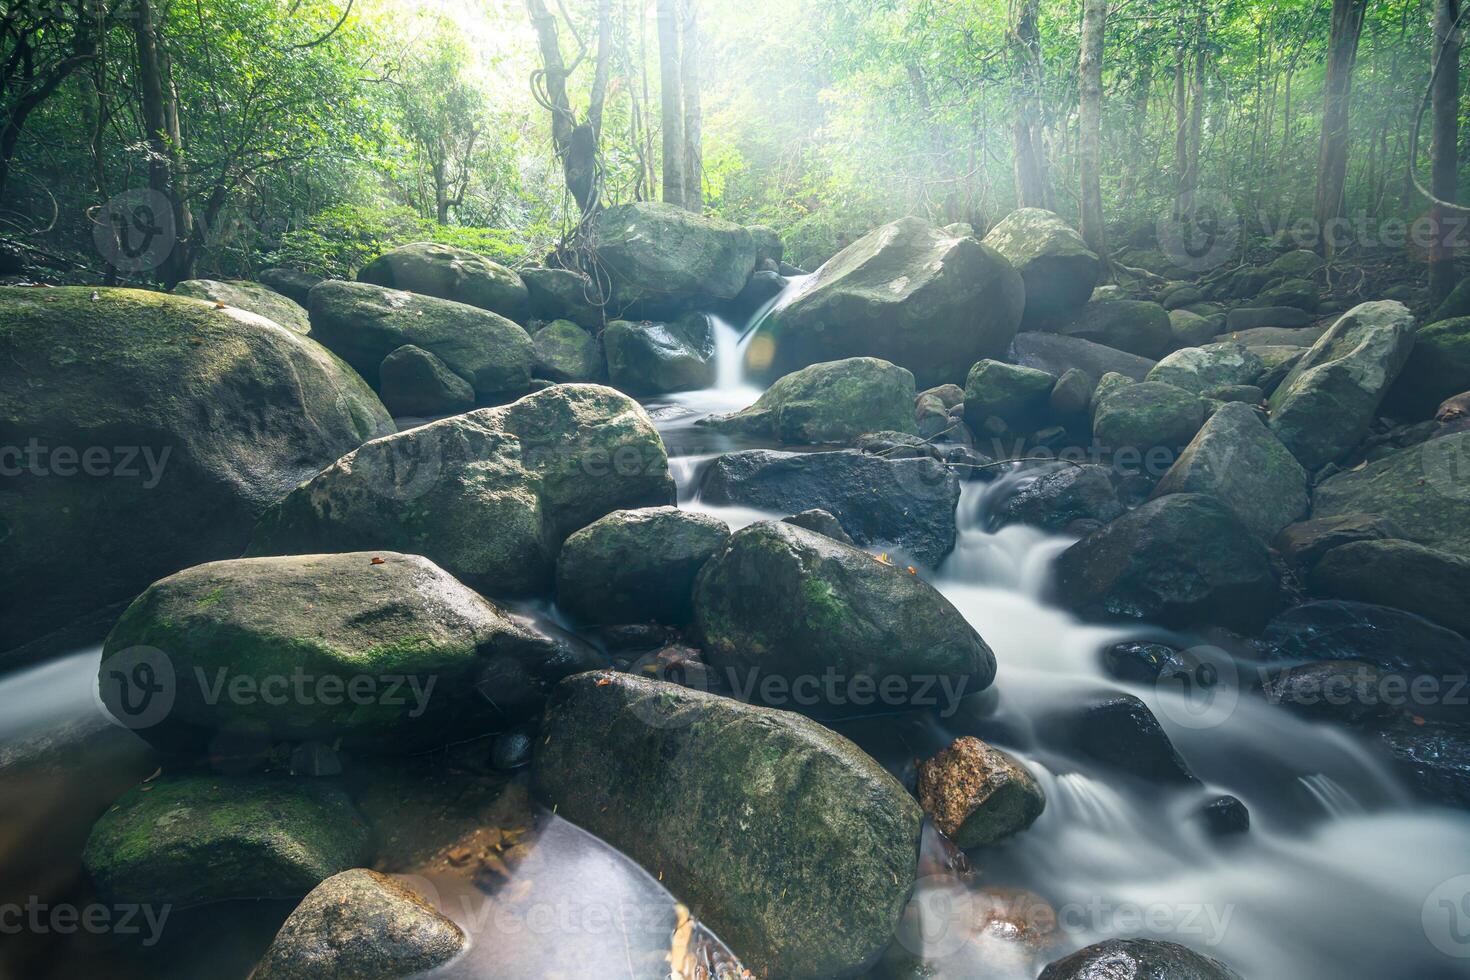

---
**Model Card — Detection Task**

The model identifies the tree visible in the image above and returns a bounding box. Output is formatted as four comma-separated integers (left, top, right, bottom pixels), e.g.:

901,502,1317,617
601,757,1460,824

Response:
1429,0,1463,303
392,24,488,225
132,0,191,285
525,0,609,216
681,0,703,212
1078,0,1108,262
1008,0,1048,208
656,0,685,208
1312,0,1368,255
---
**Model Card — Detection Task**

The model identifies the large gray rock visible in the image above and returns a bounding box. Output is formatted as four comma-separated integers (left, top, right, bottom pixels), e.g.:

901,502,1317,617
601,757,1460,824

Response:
1051,300,1174,359
1092,381,1205,454
249,385,675,595
532,672,922,979
1147,342,1264,394
174,279,311,333
0,287,391,650
532,319,602,383
1382,316,1470,420
308,279,535,399
1268,300,1416,470
1040,939,1242,980
746,217,1024,388
703,357,917,444
697,449,961,566
1311,431,1470,559
378,344,475,416
1010,331,1157,384
556,507,729,626
101,553,590,750
253,869,465,980
982,208,1100,326
523,266,604,330
991,463,1124,533
692,520,995,711
1152,401,1308,539
1311,539,1470,635
258,268,323,306
83,776,369,908
1053,493,1280,630
357,242,529,323
589,202,758,315
963,358,1056,431
603,314,716,394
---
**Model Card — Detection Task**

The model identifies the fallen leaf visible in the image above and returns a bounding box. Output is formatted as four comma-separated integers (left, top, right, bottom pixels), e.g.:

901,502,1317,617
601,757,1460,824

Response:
370,557,385,565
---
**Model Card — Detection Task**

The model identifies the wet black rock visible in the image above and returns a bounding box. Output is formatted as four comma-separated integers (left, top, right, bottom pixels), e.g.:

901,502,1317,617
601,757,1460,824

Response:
1040,939,1243,980
1258,660,1395,725
1063,693,1199,785
1197,795,1251,837
1372,719,1470,810
1101,641,1192,685
782,508,857,545
1273,514,1403,571
990,464,1124,533
1310,539,1470,637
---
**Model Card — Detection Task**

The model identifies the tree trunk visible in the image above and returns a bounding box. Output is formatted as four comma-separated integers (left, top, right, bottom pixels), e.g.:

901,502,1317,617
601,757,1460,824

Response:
1078,0,1108,262
525,0,597,215
1430,0,1463,304
1009,0,1048,207
1171,32,1190,219
656,0,685,208
1312,0,1368,255
681,0,704,211
132,0,189,285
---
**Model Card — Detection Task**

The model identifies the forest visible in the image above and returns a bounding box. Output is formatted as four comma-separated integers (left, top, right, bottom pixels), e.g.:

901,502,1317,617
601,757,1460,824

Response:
4,1,1470,979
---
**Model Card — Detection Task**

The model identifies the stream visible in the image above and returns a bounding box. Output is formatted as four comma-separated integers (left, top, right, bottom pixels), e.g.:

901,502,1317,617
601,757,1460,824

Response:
4,281,1470,978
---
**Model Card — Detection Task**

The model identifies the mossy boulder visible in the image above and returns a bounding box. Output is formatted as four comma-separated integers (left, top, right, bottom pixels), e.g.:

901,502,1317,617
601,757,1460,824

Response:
1052,300,1174,359
992,463,1124,533
963,358,1056,431
703,357,917,444
1169,308,1219,348
378,344,475,416
556,507,729,626
532,319,602,383
692,520,995,712
101,553,588,750
522,267,604,330
531,671,923,979
1054,493,1280,630
1092,380,1205,454
1246,276,1318,312
1311,539,1470,636
1382,316,1470,420
1152,401,1308,539
307,279,535,399
1267,249,1324,279
357,242,530,324
1311,431,1470,559
589,201,758,315
258,268,323,306
174,278,310,333
981,208,1100,326
249,385,675,595
1268,300,1415,470
747,216,1024,388
1010,331,1157,384
1147,342,1264,394
82,776,369,908
603,314,716,395
916,736,1045,847
252,869,465,980
0,287,391,650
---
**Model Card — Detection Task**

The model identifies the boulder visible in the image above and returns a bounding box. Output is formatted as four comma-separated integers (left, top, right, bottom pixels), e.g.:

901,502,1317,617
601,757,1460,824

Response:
748,224,785,264
782,508,856,545
1217,323,1321,346
916,736,1045,847
1197,795,1251,837
532,672,922,979
1092,381,1205,454
1223,307,1314,333
252,869,465,980
1146,342,1264,394
703,357,917,443
1152,401,1307,539
746,217,1024,388
258,267,323,306
522,266,603,330
1053,493,1279,630
1311,431,1470,559
1268,300,1415,471
532,319,602,383
589,202,758,315
1169,308,1219,348
991,463,1124,533
1101,641,1197,684
1010,331,1157,384
556,507,729,626
1039,939,1242,980
916,382,965,437
1160,283,1206,311
83,776,369,907
697,449,960,566
1373,719,1470,809
981,208,1100,326
692,520,995,712
378,344,475,416
1246,276,1317,311
308,279,535,398
1382,317,1470,420
1203,384,1264,404
1051,300,1174,359
174,278,310,333
249,385,675,595
0,287,390,650
101,553,592,749
603,314,716,395
1090,371,1136,412
1274,513,1403,569
1259,660,1394,725
1263,600,1470,686
1267,249,1324,279
357,242,529,323
1060,693,1198,784
1311,539,1470,635
963,359,1056,432
1049,368,1095,419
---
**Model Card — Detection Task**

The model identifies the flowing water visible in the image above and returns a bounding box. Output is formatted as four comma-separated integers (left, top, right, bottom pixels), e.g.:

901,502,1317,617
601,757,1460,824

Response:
5,276,1470,977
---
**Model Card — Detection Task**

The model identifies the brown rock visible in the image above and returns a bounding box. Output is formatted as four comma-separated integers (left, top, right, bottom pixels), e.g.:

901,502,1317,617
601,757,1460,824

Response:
917,737,1046,848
